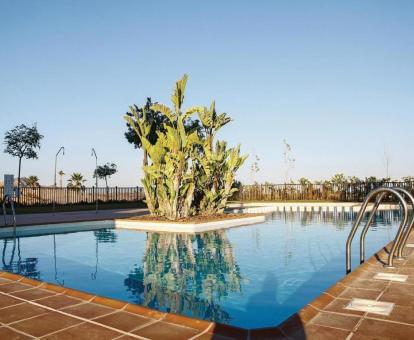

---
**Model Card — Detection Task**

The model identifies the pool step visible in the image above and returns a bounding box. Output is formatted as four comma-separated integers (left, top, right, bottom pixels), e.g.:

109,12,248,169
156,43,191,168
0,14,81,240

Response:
345,298,394,316
405,243,414,248
373,272,408,282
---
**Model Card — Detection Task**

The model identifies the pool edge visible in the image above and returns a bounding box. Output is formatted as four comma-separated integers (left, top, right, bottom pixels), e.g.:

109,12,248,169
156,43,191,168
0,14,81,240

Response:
0,236,412,339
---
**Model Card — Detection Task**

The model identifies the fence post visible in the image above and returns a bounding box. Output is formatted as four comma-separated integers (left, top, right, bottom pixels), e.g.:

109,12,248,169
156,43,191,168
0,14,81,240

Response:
115,186,118,201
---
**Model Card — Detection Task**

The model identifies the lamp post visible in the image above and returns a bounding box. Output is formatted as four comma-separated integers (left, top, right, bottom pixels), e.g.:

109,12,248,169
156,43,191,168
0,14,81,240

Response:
53,147,65,212
91,148,98,213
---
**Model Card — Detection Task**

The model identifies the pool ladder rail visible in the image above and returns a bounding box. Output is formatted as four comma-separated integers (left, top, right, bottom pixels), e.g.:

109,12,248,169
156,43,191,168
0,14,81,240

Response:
2,195,17,232
346,187,414,274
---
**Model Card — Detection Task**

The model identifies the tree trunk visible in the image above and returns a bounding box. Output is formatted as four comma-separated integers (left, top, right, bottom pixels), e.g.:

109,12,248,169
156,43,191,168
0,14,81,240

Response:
105,177,108,201
17,157,22,203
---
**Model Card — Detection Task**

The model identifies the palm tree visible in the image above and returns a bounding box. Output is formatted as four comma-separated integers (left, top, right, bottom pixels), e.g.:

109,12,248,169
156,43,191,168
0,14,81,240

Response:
58,170,65,188
67,173,86,190
26,176,40,188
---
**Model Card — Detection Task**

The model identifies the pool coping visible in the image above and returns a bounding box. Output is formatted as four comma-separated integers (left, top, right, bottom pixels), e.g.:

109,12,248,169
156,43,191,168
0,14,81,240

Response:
0,214,267,238
114,214,266,233
0,235,413,338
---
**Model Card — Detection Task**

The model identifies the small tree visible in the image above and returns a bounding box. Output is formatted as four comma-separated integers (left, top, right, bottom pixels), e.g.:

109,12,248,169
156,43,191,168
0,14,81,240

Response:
299,177,311,185
93,163,117,188
94,163,117,200
347,176,362,184
330,173,347,186
124,98,167,167
67,173,86,190
3,124,43,200
26,176,40,188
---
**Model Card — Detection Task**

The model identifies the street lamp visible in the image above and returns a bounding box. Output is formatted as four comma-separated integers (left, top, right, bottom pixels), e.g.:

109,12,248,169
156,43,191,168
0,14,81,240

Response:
53,147,65,212
91,148,98,213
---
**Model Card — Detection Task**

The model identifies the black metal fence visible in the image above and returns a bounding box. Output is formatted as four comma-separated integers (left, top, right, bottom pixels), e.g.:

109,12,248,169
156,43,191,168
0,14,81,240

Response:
233,182,414,202
0,186,145,206
1,181,413,206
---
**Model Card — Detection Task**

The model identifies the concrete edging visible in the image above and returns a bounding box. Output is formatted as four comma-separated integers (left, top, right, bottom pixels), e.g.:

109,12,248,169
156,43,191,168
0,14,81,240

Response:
114,215,267,233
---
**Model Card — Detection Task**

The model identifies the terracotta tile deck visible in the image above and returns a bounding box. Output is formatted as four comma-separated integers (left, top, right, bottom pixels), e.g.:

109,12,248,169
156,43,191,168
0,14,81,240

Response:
0,235,413,339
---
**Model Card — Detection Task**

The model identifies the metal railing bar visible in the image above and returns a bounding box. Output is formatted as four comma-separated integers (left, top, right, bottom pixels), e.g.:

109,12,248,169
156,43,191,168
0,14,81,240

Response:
359,192,386,264
393,187,414,259
345,187,408,274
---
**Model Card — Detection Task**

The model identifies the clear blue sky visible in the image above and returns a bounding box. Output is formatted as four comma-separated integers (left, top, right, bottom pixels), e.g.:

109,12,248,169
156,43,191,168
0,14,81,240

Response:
1,0,413,186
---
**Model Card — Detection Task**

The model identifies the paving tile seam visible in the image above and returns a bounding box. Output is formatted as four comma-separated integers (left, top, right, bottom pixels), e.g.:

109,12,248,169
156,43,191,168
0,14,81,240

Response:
111,331,150,340
309,302,366,319
32,291,77,303
345,332,354,340
310,319,356,333
0,275,211,339
188,322,214,340
341,285,383,292
0,274,24,282
6,311,52,327
29,318,85,339
0,291,151,340
365,315,414,328
127,316,163,335
37,321,90,339
303,238,414,339
4,284,47,295
111,332,149,340
0,300,26,310
350,252,414,337
0,321,37,339
11,289,61,301
0,280,22,286
160,319,210,332
347,270,392,335
51,299,90,311
87,306,124,321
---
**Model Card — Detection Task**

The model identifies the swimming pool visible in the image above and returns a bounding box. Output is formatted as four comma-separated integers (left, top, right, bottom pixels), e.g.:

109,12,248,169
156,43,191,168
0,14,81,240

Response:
0,210,401,328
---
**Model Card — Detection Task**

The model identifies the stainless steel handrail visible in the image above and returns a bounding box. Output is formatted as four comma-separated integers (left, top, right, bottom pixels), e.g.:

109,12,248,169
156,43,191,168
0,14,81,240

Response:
2,195,16,230
359,192,386,264
346,187,408,274
359,187,414,263
393,188,414,259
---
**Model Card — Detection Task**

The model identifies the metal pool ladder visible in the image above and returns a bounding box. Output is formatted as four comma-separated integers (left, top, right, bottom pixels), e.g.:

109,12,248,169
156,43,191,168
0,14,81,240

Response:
345,187,414,274
2,195,17,232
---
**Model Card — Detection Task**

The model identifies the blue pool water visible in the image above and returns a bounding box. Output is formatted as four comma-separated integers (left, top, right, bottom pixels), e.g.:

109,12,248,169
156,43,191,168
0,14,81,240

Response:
0,210,401,328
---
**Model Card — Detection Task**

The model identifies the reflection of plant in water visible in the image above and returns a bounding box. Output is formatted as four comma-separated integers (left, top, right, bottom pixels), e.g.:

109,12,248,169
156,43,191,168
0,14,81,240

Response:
94,229,117,243
124,231,241,323
1,238,40,279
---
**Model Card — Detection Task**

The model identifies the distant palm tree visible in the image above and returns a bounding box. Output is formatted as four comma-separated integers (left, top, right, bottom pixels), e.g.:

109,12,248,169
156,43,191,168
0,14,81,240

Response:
67,173,86,190
58,170,65,188
26,176,40,188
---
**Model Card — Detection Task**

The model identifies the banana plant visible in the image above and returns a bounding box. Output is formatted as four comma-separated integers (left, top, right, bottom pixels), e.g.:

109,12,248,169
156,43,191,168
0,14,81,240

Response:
124,74,247,220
